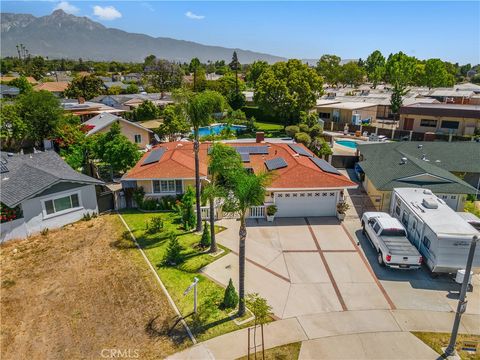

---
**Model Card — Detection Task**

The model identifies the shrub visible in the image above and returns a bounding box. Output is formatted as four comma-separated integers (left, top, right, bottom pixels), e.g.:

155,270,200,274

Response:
142,199,160,211
179,187,196,231
266,204,277,216
82,212,92,221
337,202,350,214
285,125,300,138
299,123,310,133
294,132,312,147
221,278,239,309
0,203,23,223
200,221,211,248
40,228,49,236
164,234,183,265
146,216,163,234
309,124,323,138
160,195,177,210
246,293,272,325
133,187,145,208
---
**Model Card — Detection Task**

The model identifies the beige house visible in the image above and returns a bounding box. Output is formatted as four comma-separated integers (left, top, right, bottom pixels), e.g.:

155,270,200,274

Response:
315,101,377,124
84,113,153,148
399,103,480,135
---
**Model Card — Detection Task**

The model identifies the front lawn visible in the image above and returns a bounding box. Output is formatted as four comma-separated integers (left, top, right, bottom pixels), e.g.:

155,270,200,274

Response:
254,121,284,132
120,210,252,342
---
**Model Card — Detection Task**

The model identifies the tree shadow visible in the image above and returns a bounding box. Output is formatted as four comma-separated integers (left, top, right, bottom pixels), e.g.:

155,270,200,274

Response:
145,314,189,345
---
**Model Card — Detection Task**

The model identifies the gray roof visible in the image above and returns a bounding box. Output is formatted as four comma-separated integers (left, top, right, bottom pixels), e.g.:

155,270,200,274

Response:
0,151,102,208
0,84,20,96
357,142,479,194
84,113,152,135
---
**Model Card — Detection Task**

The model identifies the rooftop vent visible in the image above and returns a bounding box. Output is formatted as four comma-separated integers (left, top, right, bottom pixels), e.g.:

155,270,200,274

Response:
422,197,438,209
400,157,408,164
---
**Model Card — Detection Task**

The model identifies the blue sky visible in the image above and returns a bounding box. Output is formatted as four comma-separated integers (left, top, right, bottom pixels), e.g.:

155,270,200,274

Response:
2,1,479,64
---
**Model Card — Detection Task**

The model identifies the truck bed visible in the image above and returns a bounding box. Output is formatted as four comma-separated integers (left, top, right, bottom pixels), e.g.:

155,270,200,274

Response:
382,236,419,256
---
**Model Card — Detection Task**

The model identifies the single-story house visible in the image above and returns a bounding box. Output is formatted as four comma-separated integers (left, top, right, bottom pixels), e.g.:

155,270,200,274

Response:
356,142,479,212
427,89,474,104
0,151,102,242
34,81,70,96
61,99,125,121
315,101,378,124
0,76,37,85
103,81,129,91
0,84,20,98
83,113,153,148
398,103,480,135
121,140,357,218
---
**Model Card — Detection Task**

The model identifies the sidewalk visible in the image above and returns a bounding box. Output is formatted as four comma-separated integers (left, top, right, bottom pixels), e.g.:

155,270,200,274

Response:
167,309,480,359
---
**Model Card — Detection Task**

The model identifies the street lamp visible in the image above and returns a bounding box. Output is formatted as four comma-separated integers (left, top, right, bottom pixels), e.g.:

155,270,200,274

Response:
444,235,479,357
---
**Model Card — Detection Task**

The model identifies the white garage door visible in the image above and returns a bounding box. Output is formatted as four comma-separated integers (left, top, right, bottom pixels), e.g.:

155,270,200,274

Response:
274,191,338,217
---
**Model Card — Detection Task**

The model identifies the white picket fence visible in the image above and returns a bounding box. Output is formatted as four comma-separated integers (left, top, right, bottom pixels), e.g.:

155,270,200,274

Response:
248,206,266,218
198,205,266,220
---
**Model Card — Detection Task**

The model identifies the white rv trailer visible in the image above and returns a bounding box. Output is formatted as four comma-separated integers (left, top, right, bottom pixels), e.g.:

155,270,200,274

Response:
390,188,480,273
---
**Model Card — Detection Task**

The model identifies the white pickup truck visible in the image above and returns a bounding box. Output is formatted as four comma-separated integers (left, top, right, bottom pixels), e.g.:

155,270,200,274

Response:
361,212,423,270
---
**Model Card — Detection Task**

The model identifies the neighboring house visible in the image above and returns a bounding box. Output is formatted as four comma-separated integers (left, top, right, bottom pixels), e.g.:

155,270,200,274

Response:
34,81,70,96
0,76,38,85
103,81,129,91
123,73,142,82
0,151,102,242
357,142,479,212
398,103,480,135
90,93,173,111
0,84,20,98
122,140,357,217
426,89,474,104
315,101,378,124
138,119,163,132
61,99,125,121
83,113,153,148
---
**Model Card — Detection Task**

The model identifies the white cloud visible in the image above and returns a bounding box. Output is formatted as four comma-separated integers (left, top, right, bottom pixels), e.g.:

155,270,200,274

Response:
54,1,79,14
185,11,205,20
141,2,155,12
93,5,122,20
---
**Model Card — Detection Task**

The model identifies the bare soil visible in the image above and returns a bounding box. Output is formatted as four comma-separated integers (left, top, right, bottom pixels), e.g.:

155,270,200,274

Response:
0,214,186,359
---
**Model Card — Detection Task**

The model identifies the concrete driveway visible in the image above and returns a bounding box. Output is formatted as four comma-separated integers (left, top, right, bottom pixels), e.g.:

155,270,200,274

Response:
202,217,391,318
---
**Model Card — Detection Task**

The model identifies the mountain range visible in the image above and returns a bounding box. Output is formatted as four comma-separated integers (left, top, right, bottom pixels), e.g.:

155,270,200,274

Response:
1,10,287,64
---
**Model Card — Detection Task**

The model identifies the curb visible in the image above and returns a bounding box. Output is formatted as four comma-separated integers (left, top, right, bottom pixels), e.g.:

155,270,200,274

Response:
117,212,197,344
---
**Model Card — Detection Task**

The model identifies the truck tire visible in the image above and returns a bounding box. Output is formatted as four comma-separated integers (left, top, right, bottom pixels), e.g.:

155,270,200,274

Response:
377,252,385,267
361,221,366,235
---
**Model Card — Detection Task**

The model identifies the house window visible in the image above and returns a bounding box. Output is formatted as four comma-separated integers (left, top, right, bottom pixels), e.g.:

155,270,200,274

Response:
422,236,431,250
153,180,176,193
44,193,80,215
420,119,437,127
441,120,459,129
318,112,331,119
134,134,142,144
402,212,409,227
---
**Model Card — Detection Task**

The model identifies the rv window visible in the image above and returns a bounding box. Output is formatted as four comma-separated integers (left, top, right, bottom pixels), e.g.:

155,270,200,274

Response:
373,223,381,233
381,228,407,237
402,212,409,226
412,221,416,230
395,205,401,216
422,236,431,249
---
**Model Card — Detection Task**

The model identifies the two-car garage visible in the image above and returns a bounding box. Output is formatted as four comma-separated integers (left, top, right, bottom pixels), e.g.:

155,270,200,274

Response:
273,191,339,217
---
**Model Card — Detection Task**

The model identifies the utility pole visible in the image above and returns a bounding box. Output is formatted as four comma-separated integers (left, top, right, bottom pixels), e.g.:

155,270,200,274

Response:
444,235,478,357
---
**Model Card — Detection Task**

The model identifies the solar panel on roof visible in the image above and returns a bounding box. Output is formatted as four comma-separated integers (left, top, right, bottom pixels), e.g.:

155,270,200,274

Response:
240,153,250,162
265,157,288,171
288,144,312,157
234,146,269,154
310,157,341,175
142,147,166,166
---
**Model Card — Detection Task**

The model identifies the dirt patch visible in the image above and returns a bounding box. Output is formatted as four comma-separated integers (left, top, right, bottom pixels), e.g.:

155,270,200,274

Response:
1,214,186,359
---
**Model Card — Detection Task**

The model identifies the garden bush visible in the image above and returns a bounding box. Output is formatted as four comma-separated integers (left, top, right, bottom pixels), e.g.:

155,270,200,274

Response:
309,124,323,138
285,125,300,138
164,234,184,265
294,132,312,147
299,123,309,133
200,221,211,248
146,216,164,234
221,278,239,309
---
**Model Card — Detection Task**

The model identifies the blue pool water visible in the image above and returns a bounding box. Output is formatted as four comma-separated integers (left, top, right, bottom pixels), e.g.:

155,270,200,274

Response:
196,124,247,137
335,140,358,149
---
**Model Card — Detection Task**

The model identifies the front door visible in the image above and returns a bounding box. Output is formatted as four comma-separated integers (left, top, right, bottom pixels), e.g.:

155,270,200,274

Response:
403,118,414,131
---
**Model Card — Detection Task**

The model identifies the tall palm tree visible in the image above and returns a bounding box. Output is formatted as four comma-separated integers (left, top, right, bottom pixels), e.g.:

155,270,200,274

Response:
228,170,271,316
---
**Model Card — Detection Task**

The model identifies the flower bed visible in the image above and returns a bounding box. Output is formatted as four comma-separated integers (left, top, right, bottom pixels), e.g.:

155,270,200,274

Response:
1,203,23,223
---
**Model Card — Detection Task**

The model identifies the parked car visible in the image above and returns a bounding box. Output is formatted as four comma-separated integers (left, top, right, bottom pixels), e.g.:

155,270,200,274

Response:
361,212,423,269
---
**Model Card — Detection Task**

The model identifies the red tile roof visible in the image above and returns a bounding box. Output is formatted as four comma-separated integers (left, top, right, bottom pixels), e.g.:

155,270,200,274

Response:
124,141,356,190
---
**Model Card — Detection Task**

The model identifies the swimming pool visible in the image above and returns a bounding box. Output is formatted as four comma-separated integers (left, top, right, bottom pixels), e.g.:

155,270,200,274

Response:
196,124,247,137
335,139,358,149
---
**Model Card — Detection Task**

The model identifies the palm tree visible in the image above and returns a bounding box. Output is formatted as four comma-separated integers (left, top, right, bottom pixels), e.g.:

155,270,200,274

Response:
206,143,243,253
228,170,271,316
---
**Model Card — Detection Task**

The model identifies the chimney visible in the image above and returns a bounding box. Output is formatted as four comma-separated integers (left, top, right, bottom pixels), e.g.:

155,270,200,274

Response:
78,97,85,104
256,132,265,143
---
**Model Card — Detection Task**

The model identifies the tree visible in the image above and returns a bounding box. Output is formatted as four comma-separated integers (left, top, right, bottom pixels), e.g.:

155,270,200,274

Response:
17,90,62,143
200,221,211,248
64,75,104,100
221,279,239,309
92,122,141,173
255,59,323,125
294,132,312,147
178,186,196,231
365,50,386,88
125,83,139,94
177,90,227,232
385,52,417,87
390,83,407,120
224,169,271,316
107,85,123,95
340,62,365,87
316,55,342,86
189,57,201,92
424,59,455,88
229,51,241,94
157,105,189,141
246,293,271,325
8,76,33,94
206,143,243,253
147,59,183,97
246,60,268,87
0,103,27,150
131,100,160,121
52,114,85,149
164,234,183,265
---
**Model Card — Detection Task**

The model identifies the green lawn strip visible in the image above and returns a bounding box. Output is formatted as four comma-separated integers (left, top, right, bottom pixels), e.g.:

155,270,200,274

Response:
411,332,480,360
236,341,302,360
254,121,284,132
120,210,253,341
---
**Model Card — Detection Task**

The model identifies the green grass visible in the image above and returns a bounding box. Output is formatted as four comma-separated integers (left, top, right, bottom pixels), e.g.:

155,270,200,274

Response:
464,201,480,218
120,210,253,342
237,342,302,360
254,121,284,132
412,332,480,360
